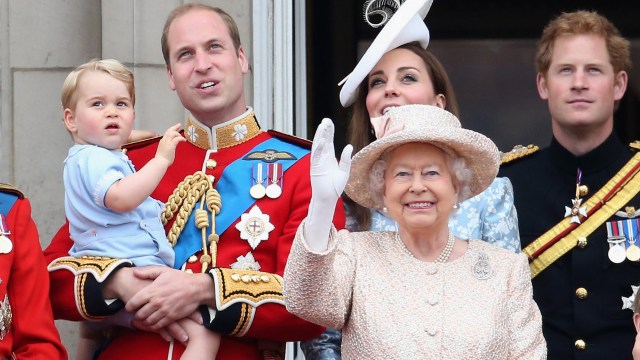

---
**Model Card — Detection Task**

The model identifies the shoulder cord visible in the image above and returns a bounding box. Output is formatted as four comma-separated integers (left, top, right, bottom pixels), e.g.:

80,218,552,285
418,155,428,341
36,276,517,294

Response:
161,171,222,271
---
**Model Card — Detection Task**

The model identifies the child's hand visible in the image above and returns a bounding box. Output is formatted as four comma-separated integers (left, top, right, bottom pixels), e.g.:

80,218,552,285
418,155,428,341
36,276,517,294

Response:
155,123,185,165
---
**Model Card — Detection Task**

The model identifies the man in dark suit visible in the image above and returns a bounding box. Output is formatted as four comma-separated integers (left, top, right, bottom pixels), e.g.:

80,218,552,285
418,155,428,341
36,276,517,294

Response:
500,10,639,360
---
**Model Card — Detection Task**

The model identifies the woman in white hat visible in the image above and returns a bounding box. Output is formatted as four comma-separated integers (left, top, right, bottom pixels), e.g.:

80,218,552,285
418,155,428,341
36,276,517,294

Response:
284,104,545,359
341,0,519,250
303,0,520,358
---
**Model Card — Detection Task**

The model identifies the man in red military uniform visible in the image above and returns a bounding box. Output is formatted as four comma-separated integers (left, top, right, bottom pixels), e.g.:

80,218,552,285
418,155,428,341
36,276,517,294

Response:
44,4,344,360
0,184,67,359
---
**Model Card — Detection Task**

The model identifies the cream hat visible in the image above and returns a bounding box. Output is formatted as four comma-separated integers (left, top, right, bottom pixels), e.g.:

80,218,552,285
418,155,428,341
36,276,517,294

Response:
345,105,500,209
338,0,433,107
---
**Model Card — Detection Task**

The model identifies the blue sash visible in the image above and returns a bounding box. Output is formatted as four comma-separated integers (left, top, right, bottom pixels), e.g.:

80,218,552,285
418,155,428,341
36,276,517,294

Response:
173,138,309,267
0,192,18,217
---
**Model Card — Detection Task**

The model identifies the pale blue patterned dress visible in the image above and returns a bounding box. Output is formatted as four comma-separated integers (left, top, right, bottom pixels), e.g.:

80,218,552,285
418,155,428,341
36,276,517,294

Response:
301,177,520,359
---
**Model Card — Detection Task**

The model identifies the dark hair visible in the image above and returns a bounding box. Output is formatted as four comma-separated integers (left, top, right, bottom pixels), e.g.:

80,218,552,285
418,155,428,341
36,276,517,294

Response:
345,43,459,231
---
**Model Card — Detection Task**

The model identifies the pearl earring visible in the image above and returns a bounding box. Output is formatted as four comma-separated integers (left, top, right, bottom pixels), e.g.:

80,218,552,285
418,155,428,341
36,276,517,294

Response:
382,206,388,213
453,203,459,209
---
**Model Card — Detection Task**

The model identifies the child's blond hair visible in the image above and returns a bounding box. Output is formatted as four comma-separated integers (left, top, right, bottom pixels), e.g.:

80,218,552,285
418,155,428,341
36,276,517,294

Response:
61,59,135,112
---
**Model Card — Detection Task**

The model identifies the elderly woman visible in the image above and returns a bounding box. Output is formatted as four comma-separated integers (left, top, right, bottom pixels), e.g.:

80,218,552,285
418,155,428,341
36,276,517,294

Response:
284,104,546,359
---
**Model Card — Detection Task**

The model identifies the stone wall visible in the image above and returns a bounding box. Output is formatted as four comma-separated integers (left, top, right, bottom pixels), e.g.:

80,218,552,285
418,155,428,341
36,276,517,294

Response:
0,0,253,357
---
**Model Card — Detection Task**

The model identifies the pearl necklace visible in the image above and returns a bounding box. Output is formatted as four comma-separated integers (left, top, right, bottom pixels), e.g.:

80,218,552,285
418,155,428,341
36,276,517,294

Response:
397,231,455,263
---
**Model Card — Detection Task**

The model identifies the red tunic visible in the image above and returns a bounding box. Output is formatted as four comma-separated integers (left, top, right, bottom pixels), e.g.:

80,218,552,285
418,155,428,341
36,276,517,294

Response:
0,186,67,359
44,112,345,359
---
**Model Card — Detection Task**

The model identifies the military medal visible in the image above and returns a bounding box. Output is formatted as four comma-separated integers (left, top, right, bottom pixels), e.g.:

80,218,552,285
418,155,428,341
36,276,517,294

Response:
622,285,640,311
607,220,627,263
0,215,12,254
623,218,640,261
249,163,267,199
235,205,275,249
564,169,588,224
626,244,640,262
230,251,262,271
265,163,283,199
608,238,626,264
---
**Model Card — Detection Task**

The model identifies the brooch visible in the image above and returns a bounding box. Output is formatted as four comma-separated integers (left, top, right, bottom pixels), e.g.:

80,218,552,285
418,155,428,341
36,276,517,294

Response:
472,251,493,280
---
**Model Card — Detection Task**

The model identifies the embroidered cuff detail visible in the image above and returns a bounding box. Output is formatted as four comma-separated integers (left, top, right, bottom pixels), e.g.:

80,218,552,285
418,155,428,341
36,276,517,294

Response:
208,268,284,310
48,256,133,283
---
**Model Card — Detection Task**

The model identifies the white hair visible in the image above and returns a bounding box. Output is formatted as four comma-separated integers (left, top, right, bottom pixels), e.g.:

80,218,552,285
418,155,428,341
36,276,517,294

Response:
367,145,472,209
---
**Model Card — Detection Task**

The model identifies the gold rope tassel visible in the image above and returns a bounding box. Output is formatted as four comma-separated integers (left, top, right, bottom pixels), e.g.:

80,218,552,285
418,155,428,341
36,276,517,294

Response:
162,171,222,273
206,188,222,271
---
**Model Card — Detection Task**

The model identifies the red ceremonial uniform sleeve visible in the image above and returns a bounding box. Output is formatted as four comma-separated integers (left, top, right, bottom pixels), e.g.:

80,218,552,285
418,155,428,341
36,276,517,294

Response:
207,154,347,342
44,221,127,320
8,198,67,359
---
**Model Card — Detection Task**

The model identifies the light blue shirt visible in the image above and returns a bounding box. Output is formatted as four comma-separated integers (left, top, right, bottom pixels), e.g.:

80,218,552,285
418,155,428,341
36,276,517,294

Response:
64,144,174,267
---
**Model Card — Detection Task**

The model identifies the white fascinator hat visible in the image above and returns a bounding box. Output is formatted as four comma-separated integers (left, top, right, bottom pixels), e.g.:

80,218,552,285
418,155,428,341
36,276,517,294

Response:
338,0,433,107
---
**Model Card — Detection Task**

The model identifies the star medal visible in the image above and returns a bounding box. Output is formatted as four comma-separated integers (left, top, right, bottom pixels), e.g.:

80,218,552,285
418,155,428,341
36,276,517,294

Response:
265,163,283,199
564,169,588,224
235,205,275,249
0,215,12,254
607,236,626,264
230,251,262,271
249,163,267,199
622,285,640,311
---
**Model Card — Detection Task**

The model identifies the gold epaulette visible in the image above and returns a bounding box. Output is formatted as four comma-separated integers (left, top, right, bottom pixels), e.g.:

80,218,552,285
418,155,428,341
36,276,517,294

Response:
630,141,640,151
500,144,539,165
0,183,24,199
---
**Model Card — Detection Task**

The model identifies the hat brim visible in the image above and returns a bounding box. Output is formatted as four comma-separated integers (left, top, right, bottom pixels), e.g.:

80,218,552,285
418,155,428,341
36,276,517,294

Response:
345,128,500,209
339,0,433,107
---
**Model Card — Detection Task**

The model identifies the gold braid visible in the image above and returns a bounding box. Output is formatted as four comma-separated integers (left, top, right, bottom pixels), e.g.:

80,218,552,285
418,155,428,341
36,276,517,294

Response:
161,172,221,257
205,188,222,270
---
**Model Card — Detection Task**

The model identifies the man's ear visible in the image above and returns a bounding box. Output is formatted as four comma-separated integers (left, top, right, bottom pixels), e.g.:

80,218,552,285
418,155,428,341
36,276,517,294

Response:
63,108,77,133
634,313,640,332
237,46,249,74
166,64,176,91
613,70,628,101
536,73,549,100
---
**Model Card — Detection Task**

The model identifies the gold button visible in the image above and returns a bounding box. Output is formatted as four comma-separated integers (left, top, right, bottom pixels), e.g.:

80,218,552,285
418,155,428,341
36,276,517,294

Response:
575,287,588,300
578,185,589,197
574,339,586,350
577,237,588,248
206,159,217,169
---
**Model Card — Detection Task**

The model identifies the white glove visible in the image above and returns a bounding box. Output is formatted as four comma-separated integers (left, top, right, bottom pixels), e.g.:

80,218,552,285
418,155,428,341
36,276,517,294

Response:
305,118,353,252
